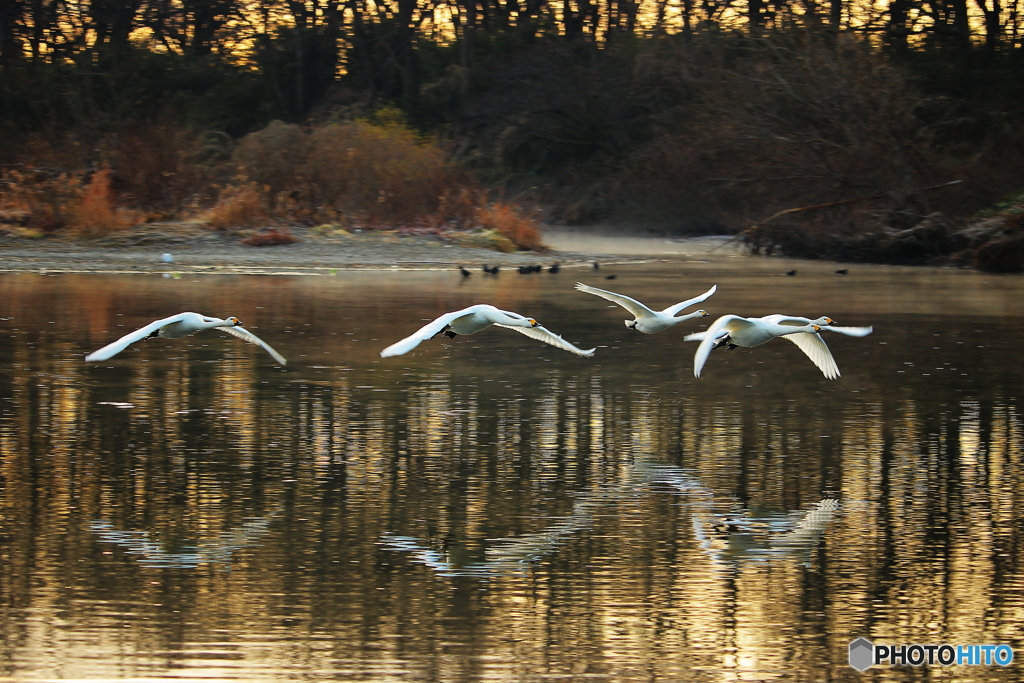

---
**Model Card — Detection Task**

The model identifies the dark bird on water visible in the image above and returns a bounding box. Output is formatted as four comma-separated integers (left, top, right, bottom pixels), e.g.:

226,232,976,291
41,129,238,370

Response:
593,262,600,270
549,262,561,274
459,266,471,278
785,269,797,276
483,264,500,275
605,274,617,280
835,269,848,275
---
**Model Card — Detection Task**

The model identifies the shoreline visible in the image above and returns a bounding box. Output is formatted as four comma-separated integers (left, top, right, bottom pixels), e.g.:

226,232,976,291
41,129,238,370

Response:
0,225,744,275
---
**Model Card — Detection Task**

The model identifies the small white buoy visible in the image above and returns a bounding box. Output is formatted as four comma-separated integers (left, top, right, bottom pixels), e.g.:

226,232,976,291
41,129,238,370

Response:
161,253,174,263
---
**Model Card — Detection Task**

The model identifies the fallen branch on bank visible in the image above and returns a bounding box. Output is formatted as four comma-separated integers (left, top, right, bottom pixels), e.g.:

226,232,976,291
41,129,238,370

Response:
749,179,964,230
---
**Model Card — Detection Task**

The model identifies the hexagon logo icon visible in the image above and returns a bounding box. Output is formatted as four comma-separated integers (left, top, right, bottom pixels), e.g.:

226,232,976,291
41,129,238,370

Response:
849,637,874,671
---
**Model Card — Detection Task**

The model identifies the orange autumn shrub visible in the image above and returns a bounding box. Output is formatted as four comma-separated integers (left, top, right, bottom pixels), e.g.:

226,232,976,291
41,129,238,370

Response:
476,202,546,251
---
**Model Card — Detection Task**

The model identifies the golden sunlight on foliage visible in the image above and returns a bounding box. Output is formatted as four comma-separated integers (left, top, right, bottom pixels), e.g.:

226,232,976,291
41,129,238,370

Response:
475,202,545,251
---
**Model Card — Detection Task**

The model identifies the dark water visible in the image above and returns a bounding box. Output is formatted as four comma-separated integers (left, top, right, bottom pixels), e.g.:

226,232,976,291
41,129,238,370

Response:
1,259,1023,682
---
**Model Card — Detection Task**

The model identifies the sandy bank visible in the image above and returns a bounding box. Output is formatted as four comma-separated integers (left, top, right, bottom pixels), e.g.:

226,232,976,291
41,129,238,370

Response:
0,224,743,275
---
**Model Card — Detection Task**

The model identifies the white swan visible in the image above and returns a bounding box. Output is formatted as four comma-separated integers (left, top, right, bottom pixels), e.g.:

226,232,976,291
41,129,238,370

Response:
574,282,717,333
688,314,872,379
686,314,828,378
380,304,595,358
85,312,287,365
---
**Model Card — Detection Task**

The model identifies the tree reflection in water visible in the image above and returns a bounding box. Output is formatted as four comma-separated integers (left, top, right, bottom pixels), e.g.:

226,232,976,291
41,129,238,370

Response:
380,465,839,577
1,267,1022,681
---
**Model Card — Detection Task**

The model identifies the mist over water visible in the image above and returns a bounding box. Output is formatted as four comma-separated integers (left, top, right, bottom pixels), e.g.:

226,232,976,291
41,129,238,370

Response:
1,260,1023,682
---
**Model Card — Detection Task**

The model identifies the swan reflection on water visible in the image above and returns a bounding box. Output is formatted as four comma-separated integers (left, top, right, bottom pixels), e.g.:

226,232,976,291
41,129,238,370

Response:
89,511,279,569
379,463,840,578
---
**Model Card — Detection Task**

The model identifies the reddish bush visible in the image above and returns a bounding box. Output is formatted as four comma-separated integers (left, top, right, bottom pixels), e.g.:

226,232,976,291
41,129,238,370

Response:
74,169,123,235
476,202,546,251
240,228,298,246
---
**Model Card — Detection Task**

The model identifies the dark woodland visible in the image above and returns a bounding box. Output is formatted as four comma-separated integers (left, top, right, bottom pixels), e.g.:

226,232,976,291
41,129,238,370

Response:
1,0,1023,267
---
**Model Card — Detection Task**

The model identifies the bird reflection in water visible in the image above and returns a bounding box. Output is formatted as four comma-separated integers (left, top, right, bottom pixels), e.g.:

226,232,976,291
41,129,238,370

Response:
379,463,839,577
89,511,279,568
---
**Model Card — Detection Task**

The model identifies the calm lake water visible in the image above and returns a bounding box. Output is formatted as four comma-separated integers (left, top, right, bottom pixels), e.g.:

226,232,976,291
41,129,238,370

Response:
1,256,1023,682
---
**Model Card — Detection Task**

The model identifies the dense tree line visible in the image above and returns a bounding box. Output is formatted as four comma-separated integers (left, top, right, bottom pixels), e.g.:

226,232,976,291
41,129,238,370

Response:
1,0,1023,237
3,0,1022,126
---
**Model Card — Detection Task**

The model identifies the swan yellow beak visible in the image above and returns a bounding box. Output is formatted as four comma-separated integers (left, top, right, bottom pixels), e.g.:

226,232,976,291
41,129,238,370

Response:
528,318,539,327
698,310,708,316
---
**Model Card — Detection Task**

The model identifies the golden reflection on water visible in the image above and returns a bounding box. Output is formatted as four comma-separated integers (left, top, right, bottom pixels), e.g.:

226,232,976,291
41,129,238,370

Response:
0,267,1023,681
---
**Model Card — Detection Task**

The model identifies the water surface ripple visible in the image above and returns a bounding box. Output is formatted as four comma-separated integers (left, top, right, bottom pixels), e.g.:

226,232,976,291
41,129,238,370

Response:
1,261,1022,682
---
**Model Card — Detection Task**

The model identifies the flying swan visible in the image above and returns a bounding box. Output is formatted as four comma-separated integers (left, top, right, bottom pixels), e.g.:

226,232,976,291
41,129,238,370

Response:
574,282,717,333
685,314,830,378
380,304,595,358
85,312,287,365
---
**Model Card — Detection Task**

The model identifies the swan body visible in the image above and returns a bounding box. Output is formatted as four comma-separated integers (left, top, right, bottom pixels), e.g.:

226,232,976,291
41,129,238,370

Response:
688,314,872,379
85,312,287,365
687,315,873,343
380,304,595,358
686,314,828,378
574,282,717,334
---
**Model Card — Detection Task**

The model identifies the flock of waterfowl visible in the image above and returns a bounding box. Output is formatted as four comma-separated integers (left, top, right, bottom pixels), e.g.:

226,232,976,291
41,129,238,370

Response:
84,269,873,380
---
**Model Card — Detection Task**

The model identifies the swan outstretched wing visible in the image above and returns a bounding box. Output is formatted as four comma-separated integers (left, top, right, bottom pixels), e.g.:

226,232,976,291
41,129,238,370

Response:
693,315,748,378
219,326,288,365
494,323,596,357
85,313,191,362
779,332,840,379
380,308,477,358
574,283,656,320
661,284,718,317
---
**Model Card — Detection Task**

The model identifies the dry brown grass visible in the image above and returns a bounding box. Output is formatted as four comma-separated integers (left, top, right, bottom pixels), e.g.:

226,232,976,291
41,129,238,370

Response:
2,119,549,252
240,228,298,246
74,169,127,236
206,182,270,230
476,202,546,251
0,169,81,231
0,166,141,235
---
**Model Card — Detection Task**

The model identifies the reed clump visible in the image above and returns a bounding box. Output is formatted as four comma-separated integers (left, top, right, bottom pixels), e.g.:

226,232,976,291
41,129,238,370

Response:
74,169,123,236
206,182,270,230
475,202,545,251
0,167,141,235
